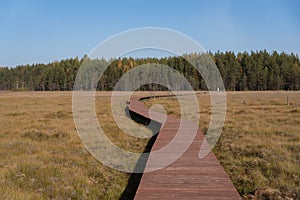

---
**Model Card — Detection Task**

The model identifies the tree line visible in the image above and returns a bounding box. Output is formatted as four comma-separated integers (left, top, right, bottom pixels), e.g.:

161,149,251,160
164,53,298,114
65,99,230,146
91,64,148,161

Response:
0,50,299,91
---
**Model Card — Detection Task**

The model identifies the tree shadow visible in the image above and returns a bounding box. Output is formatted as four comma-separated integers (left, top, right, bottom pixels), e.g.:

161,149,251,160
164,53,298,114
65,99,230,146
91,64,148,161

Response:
119,107,161,200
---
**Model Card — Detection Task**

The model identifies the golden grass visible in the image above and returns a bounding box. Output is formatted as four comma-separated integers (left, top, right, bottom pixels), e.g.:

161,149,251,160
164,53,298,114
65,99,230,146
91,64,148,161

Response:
0,91,299,199
0,91,149,199
144,91,300,199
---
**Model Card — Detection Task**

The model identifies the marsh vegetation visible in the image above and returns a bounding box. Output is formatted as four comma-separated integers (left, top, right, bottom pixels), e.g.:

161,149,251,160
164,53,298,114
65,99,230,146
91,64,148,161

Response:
0,91,299,199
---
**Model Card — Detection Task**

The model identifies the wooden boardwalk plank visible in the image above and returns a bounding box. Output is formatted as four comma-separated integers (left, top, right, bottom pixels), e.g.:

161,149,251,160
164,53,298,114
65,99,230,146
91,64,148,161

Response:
128,96,241,199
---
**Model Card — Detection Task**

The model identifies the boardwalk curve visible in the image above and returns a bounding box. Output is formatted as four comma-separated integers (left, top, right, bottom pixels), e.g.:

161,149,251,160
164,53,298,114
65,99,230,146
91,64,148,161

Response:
127,95,241,199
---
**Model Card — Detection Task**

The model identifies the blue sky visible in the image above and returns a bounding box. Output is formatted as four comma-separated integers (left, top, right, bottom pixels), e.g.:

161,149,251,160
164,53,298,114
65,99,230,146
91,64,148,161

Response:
0,0,299,67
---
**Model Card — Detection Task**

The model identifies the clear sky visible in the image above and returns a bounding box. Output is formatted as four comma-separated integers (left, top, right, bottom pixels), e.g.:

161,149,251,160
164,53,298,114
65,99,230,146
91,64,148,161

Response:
0,0,299,67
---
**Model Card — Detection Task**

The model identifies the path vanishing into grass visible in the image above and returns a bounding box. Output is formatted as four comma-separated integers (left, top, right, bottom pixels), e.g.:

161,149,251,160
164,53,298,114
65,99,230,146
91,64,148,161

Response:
127,95,241,199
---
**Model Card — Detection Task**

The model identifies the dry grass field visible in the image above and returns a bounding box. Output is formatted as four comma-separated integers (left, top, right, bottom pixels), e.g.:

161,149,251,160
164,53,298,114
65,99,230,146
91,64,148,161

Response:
0,91,149,199
0,91,299,199
144,91,300,199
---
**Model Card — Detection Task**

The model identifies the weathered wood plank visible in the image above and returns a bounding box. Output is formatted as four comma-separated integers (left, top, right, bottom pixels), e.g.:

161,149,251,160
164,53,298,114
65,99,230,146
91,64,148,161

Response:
128,96,241,199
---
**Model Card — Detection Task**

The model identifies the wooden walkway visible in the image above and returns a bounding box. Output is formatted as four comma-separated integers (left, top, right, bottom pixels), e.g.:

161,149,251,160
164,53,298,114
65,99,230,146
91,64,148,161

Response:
128,95,241,199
